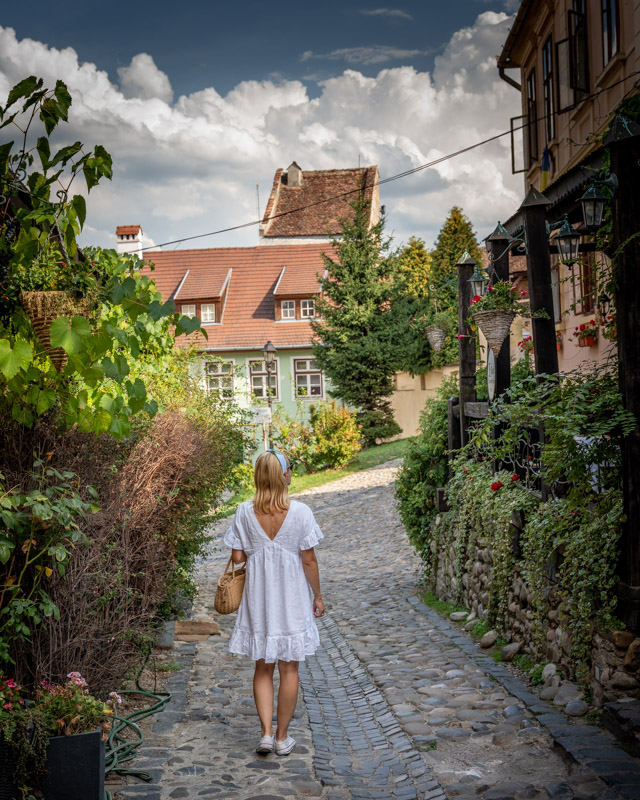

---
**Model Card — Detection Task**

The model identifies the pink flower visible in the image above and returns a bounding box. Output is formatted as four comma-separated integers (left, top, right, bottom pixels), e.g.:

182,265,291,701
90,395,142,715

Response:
456,334,465,339
520,290,527,296
4,703,11,709
107,691,122,705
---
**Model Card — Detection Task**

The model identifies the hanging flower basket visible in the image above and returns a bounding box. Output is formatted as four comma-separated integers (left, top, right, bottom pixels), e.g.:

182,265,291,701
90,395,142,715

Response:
20,291,84,372
471,309,516,357
424,324,448,354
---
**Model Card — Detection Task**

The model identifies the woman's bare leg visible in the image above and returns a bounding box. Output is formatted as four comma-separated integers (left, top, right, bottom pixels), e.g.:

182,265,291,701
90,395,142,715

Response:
275,660,299,740
253,659,276,736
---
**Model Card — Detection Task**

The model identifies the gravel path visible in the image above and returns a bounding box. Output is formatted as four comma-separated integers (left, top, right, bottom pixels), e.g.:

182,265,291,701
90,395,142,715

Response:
115,460,637,800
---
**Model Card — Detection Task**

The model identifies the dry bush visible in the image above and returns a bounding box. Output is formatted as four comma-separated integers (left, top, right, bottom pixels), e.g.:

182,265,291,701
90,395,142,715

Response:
9,410,240,692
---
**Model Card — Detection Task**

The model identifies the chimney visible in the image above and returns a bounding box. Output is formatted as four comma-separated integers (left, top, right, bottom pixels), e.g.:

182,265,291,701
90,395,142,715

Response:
116,225,143,256
287,161,302,187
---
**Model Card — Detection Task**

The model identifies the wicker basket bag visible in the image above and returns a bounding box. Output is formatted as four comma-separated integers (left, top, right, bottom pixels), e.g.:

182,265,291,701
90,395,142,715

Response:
214,557,246,614
424,325,447,354
472,309,516,357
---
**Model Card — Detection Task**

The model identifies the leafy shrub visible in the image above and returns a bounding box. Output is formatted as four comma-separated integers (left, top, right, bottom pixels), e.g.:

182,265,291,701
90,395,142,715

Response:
273,400,361,473
394,373,458,555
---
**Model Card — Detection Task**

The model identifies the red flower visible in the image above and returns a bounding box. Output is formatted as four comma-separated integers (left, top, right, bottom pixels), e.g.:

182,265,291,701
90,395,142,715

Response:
520,290,527,296
471,294,482,304
579,323,586,331
511,474,519,481
488,285,494,291
456,334,465,339
491,481,503,491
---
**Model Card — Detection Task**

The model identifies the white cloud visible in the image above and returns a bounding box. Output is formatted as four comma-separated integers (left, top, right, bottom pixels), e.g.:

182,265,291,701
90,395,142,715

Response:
117,53,173,104
300,46,431,65
359,8,414,21
0,15,522,254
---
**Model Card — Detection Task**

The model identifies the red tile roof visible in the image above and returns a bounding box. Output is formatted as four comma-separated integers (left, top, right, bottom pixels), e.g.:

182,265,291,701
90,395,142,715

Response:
274,264,324,296
116,225,142,236
260,165,378,238
142,244,334,351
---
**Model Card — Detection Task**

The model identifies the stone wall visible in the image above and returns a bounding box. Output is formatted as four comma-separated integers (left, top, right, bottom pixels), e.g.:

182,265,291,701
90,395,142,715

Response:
430,518,640,706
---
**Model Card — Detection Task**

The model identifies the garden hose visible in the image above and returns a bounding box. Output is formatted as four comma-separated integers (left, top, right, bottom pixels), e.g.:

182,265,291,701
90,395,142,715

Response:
103,649,173,800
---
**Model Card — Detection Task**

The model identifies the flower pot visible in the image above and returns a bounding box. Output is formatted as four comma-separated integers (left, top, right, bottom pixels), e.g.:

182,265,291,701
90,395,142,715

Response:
155,619,176,649
424,325,447,354
578,336,597,347
0,730,104,800
471,309,516,358
41,729,105,800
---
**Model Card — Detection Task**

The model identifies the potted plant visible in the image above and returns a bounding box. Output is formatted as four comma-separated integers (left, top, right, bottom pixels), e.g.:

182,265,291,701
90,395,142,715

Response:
573,319,598,347
0,672,116,800
556,330,563,352
411,311,455,354
468,281,531,357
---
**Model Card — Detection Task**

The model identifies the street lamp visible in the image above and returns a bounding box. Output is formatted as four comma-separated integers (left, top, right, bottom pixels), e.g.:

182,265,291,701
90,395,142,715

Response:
579,172,618,231
262,340,277,448
553,216,581,263
469,265,488,297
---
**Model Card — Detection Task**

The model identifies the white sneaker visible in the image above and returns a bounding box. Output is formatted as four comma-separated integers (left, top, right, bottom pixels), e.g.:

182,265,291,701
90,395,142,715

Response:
275,735,296,756
256,734,274,754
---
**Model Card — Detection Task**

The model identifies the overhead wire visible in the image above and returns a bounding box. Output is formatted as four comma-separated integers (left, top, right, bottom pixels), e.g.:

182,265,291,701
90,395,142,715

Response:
138,69,640,253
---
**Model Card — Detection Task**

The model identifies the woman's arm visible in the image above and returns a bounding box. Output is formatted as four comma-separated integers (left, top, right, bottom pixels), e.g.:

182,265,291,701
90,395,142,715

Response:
301,548,325,617
231,548,247,564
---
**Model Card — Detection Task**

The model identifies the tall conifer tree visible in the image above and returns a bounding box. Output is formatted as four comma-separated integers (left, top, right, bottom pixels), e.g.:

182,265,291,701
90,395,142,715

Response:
430,206,482,314
312,192,402,446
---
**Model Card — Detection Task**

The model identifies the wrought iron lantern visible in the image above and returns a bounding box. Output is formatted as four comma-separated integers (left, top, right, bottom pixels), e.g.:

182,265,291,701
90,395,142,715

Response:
262,340,277,368
554,216,581,263
468,266,488,297
579,184,607,231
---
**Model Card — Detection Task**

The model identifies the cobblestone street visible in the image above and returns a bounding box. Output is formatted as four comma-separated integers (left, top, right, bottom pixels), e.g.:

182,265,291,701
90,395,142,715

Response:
115,461,640,800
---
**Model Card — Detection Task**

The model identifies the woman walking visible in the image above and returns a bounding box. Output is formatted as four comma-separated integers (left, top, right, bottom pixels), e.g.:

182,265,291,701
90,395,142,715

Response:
224,450,325,756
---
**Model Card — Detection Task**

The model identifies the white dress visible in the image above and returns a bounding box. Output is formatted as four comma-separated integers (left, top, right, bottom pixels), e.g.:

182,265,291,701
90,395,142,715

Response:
223,499,324,663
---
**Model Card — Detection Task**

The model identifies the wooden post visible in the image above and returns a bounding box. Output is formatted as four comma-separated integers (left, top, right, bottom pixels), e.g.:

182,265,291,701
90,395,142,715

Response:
485,225,512,398
520,187,559,379
609,120,640,632
458,254,477,447
447,395,461,474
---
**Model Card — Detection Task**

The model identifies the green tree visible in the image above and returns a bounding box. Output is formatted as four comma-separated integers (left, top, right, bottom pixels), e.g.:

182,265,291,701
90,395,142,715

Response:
396,236,431,300
430,206,483,314
312,193,402,446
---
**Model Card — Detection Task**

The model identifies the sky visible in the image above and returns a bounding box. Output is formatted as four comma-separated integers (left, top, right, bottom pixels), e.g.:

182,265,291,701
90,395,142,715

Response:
0,1,524,253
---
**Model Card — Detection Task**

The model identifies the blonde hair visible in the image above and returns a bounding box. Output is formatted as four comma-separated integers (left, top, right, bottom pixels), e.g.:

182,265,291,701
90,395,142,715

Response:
253,451,290,515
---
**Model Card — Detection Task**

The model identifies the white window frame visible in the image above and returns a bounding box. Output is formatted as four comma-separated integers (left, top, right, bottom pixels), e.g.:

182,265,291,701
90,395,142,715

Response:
281,300,296,320
293,358,324,399
181,304,196,317
201,303,216,323
205,360,234,398
300,299,315,319
249,359,279,400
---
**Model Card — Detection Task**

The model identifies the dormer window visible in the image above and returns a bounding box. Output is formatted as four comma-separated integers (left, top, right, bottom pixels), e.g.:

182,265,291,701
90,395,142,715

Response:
201,303,216,323
181,304,196,317
301,299,315,319
282,300,296,319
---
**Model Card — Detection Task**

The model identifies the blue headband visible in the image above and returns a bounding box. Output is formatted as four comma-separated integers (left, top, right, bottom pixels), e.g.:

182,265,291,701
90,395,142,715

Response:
266,449,288,475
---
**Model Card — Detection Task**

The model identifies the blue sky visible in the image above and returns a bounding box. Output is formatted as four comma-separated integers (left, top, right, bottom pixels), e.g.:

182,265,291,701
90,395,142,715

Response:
0,2,524,251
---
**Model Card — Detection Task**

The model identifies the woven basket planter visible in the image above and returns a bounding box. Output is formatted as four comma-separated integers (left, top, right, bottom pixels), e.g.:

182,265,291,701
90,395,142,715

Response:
20,291,86,372
424,325,448,354
471,309,516,357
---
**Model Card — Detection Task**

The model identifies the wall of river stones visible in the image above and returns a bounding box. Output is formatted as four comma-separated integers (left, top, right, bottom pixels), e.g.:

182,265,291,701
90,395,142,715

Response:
430,519,640,707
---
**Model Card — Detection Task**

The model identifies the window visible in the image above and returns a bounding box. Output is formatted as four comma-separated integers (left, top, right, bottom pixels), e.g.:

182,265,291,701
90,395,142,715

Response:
572,253,596,315
602,0,619,67
569,5,589,97
542,36,555,141
294,358,323,398
300,299,315,319
249,360,278,399
181,304,196,317
205,360,233,398
281,300,295,319
201,303,216,323
526,68,538,167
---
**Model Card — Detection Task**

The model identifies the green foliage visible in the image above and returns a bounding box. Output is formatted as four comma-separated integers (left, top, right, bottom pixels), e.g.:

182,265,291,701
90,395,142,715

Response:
394,373,458,556
0,78,204,438
273,400,362,473
312,191,402,446
419,590,467,616
469,280,529,313
416,362,634,680
0,462,95,665
396,237,432,300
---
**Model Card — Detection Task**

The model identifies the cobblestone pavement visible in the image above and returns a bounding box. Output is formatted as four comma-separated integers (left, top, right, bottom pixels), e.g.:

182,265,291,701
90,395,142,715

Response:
115,460,639,800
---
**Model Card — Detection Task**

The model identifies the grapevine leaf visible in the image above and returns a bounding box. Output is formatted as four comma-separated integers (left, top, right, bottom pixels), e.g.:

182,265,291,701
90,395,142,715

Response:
0,338,33,380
